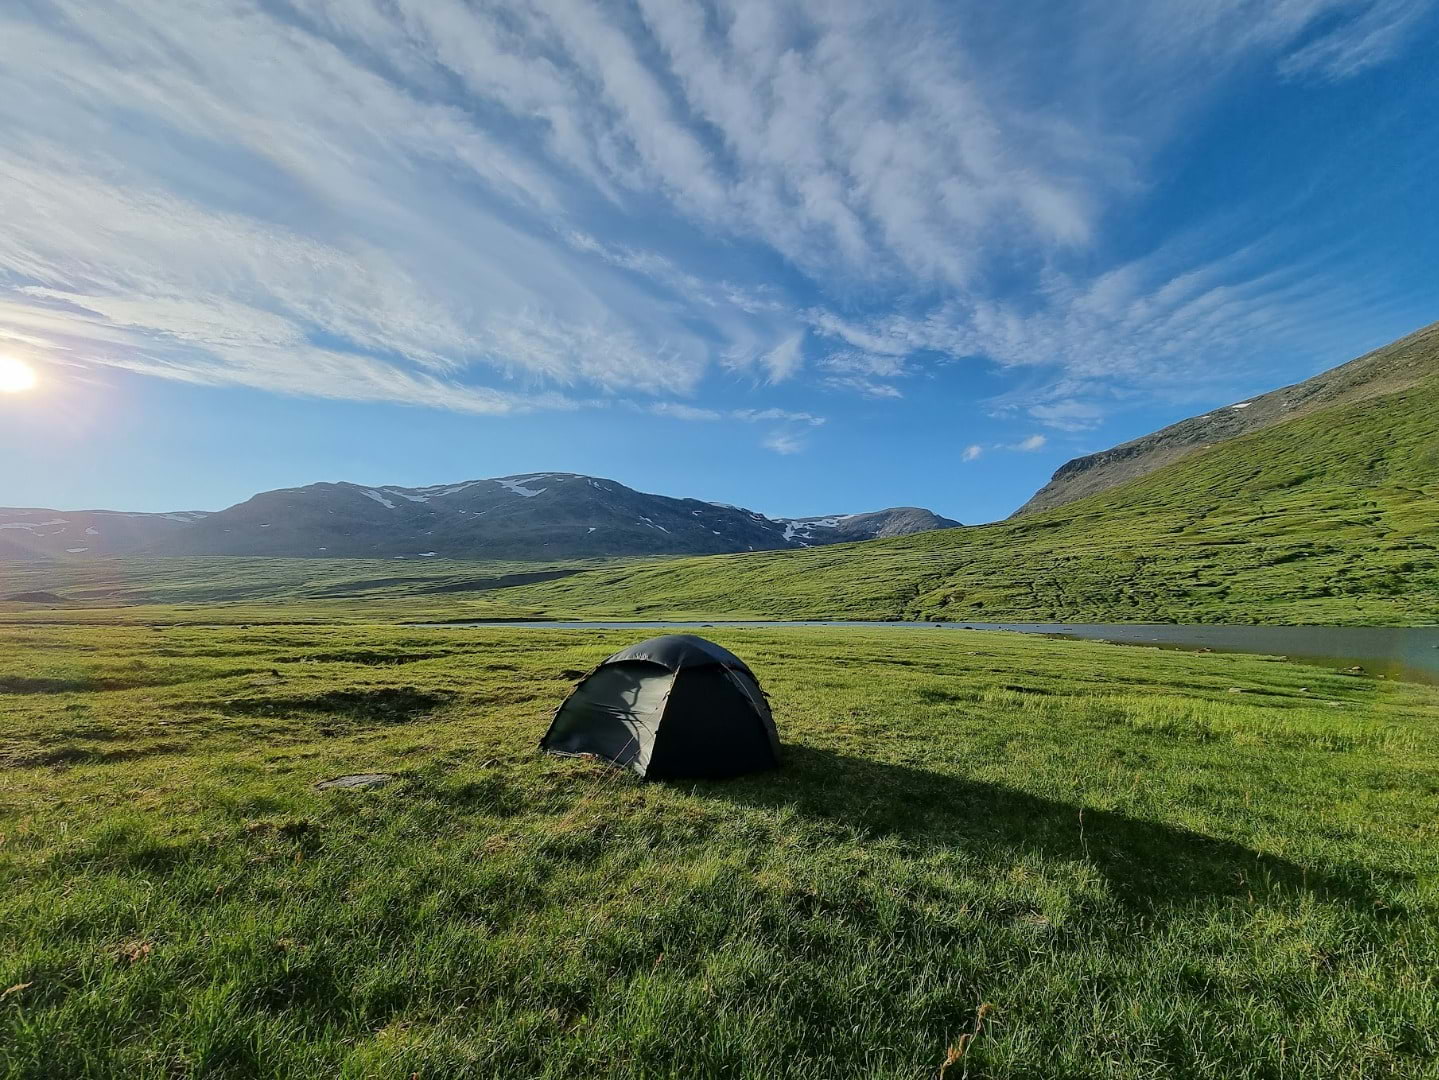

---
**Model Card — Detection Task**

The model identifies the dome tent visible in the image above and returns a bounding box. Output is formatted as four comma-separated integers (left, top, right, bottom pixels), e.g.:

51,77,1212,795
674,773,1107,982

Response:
540,634,780,780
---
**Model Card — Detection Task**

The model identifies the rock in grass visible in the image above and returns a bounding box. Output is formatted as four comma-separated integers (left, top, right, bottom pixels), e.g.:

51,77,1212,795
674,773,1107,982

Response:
314,773,393,790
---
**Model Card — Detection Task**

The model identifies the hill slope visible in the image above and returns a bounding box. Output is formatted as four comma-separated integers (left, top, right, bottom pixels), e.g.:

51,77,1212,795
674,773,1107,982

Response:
1015,321,1439,516
2,475,958,561
491,336,1439,625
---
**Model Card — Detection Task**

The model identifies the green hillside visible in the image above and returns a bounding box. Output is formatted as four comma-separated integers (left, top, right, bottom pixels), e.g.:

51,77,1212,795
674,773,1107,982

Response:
495,357,1439,625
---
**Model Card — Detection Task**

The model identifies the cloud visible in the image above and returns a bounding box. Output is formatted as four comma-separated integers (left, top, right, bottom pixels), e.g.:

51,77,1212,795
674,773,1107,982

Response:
820,351,908,378
647,403,827,425
961,444,984,462
647,402,724,422
759,334,807,383
732,408,827,426
1012,434,1048,452
0,0,1428,425
817,351,907,398
762,430,807,455
823,376,904,399
1278,0,1434,79
1028,401,1106,431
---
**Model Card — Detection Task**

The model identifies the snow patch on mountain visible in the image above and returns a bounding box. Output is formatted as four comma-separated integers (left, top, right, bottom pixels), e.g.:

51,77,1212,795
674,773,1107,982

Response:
361,489,397,510
497,476,550,497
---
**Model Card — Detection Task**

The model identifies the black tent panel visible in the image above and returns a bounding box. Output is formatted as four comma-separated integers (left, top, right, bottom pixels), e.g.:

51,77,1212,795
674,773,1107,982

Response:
725,667,781,761
540,663,675,775
644,667,779,779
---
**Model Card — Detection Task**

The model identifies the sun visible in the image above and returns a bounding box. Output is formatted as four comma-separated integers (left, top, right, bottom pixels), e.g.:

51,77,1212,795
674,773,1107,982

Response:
0,356,38,394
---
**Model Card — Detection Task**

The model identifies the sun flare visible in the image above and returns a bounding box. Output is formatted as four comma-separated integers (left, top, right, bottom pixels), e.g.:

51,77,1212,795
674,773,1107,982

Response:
0,356,38,393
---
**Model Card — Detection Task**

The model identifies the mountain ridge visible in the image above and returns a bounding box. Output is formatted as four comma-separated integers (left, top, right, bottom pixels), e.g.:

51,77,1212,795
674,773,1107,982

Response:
0,474,959,561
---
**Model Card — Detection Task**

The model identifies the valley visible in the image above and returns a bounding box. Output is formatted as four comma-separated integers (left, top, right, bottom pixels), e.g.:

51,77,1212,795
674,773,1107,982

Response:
7,324,1436,629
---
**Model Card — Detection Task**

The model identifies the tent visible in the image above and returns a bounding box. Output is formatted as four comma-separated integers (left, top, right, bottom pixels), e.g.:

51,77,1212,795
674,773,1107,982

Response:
540,634,780,779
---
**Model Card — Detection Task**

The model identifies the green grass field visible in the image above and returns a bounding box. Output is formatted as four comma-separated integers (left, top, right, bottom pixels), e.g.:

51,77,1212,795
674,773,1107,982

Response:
0,556,623,625
4,622,1437,1078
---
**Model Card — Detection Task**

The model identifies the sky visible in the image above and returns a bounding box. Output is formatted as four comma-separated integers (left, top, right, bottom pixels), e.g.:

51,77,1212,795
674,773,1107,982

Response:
1,0,1436,523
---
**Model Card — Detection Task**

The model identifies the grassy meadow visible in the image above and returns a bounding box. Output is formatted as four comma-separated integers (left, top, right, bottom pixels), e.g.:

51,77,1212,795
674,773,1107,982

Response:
0,556,620,626
3,622,1437,1078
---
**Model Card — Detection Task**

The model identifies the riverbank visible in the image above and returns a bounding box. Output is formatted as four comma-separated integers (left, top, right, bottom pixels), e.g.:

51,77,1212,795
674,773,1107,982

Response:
417,619,1439,686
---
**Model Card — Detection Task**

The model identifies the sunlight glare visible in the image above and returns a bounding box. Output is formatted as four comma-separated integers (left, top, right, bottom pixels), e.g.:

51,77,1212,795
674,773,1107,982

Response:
0,356,38,393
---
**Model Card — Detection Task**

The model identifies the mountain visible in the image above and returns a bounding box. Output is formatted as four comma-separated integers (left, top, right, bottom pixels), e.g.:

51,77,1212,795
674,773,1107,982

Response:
776,507,958,543
1014,321,1439,516
1,474,959,561
0,508,209,560
486,323,1439,625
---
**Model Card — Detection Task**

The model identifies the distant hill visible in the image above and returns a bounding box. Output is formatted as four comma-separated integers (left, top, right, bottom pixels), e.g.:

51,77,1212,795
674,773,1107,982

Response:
1014,322,1439,516
0,475,958,561
487,322,1439,625
0,508,209,560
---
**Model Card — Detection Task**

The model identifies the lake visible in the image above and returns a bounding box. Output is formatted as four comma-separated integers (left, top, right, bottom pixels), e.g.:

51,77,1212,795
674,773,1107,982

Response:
422,619,1439,686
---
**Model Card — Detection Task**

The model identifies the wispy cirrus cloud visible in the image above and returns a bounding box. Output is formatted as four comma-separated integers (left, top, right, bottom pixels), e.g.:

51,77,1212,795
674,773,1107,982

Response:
646,402,825,425
762,430,808,455
0,0,1431,437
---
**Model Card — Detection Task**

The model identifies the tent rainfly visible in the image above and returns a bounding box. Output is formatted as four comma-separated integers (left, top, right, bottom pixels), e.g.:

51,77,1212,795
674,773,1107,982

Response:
540,634,780,779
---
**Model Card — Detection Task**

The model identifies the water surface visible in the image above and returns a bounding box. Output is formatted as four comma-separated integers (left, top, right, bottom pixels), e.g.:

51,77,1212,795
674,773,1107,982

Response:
422,619,1439,685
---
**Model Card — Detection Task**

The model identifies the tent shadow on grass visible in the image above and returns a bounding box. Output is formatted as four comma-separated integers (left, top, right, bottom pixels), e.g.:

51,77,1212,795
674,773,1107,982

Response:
692,744,1399,917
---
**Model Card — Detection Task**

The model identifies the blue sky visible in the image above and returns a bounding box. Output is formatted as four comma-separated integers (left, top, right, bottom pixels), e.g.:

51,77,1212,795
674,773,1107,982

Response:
1,0,1435,523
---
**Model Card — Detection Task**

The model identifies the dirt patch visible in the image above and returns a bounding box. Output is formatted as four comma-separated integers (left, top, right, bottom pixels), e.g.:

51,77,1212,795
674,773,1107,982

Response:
277,651,448,666
419,569,583,593
0,676,94,695
315,773,394,790
2,741,185,768
222,687,454,725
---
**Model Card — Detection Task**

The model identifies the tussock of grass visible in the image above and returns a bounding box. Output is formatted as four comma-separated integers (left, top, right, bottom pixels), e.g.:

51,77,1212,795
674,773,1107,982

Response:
3,624,1437,1077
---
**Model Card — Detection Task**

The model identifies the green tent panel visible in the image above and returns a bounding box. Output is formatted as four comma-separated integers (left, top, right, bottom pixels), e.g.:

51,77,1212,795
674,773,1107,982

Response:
540,634,780,779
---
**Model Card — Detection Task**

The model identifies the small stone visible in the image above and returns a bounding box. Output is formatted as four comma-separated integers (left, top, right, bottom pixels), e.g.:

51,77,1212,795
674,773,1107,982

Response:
1227,687,1244,693
314,773,393,790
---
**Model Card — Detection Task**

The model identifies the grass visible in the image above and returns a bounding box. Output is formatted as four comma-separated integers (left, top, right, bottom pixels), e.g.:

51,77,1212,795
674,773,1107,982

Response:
0,555,624,626
4,622,1438,1077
